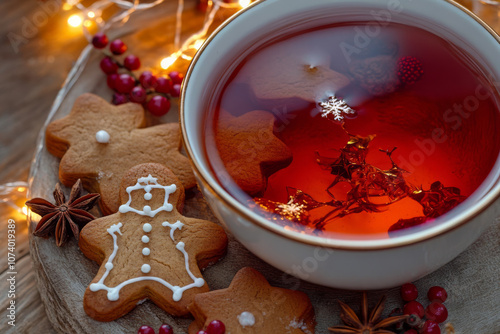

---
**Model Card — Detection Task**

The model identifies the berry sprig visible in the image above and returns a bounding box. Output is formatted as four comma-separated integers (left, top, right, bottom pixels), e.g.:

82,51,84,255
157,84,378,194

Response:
197,320,226,334
394,283,449,334
137,320,226,334
92,32,185,117
138,324,174,334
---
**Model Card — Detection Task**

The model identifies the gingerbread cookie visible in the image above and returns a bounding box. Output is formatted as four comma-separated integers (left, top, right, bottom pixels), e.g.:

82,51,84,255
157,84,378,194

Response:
79,163,228,321
188,267,316,333
245,46,350,102
214,110,292,195
45,93,196,215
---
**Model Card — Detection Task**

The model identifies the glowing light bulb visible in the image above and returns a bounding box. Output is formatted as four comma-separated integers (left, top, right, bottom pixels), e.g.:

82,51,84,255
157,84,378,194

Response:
239,0,251,8
161,56,177,70
87,11,96,18
68,14,83,27
194,39,205,50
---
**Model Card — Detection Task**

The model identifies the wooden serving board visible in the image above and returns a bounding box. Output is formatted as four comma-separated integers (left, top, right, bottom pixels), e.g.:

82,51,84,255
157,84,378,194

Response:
27,1,500,333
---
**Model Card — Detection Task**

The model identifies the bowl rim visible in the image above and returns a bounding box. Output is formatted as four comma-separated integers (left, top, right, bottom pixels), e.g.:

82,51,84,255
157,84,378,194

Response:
180,0,500,250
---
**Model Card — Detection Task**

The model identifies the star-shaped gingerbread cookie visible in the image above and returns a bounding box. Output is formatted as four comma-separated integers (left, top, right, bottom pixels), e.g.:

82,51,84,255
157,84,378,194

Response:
79,163,228,321
46,93,196,215
188,267,316,333
214,110,292,195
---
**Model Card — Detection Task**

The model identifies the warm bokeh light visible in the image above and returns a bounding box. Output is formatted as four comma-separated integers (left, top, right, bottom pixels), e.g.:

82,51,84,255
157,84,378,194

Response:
87,11,96,18
22,206,28,216
161,56,177,70
62,3,73,11
68,14,83,27
194,39,205,50
84,20,92,28
239,0,251,8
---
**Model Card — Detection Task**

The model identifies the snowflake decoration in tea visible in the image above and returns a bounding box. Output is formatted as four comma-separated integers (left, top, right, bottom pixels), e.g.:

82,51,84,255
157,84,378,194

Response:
252,187,325,225
318,95,355,122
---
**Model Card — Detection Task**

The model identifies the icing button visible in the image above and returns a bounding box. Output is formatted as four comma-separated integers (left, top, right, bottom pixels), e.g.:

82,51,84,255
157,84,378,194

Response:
143,223,152,233
141,264,151,274
142,247,150,256
142,235,150,243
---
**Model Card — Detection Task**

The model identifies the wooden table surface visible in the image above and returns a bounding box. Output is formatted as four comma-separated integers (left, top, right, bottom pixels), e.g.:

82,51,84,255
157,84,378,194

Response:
0,0,485,333
0,1,88,332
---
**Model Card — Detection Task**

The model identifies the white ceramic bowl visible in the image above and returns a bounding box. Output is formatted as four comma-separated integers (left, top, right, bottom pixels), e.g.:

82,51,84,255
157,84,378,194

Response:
181,0,500,289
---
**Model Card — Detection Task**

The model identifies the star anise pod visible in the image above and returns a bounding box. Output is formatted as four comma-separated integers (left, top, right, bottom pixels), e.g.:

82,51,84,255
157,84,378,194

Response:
329,292,408,334
26,179,100,247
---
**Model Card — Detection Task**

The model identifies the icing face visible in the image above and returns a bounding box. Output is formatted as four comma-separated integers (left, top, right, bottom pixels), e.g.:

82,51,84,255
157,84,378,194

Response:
119,174,176,217
95,130,110,143
89,176,205,302
238,311,256,327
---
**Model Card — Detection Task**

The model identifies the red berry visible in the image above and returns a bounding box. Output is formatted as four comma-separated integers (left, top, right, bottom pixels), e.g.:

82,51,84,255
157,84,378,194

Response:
159,324,173,334
155,77,173,94
110,39,127,55
100,57,118,74
421,320,441,334
130,86,147,103
206,320,225,334
425,302,448,323
137,325,155,334
107,74,119,90
147,95,171,116
427,286,447,303
404,330,418,334
170,83,181,98
197,0,208,12
403,301,425,319
124,55,141,70
115,74,136,93
400,283,418,302
139,71,158,89
112,93,128,105
92,32,108,49
168,71,184,85
398,56,423,85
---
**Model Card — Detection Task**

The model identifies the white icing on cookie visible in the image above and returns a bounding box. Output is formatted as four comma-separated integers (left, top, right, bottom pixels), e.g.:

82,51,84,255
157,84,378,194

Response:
119,174,176,217
162,220,184,241
238,311,256,327
141,264,151,273
89,177,205,303
95,130,110,143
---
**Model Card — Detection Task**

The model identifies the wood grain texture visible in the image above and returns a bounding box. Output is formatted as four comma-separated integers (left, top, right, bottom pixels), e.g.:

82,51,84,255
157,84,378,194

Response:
2,0,500,333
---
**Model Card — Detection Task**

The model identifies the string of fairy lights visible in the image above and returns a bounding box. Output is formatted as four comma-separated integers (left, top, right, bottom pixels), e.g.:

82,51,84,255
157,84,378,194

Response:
0,0,252,217
65,0,253,70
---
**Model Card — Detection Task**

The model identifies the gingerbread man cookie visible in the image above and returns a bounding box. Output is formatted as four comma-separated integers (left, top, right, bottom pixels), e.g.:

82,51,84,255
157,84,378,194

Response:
46,93,196,215
214,110,293,196
79,163,227,321
188,267,316,333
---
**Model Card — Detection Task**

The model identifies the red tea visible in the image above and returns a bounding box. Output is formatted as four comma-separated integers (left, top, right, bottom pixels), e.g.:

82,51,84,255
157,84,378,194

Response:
202,22,500,239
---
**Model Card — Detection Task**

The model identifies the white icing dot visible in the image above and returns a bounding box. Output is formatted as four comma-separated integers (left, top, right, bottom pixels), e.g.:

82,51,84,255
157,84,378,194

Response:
95,130,110,143
142,235,150,243
141,264,151,273
143,205,152,215
144,192,152,201
105,262,113,270
142,248,150,256
238,311,256,327
108,290,119,301
143,223,152,233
